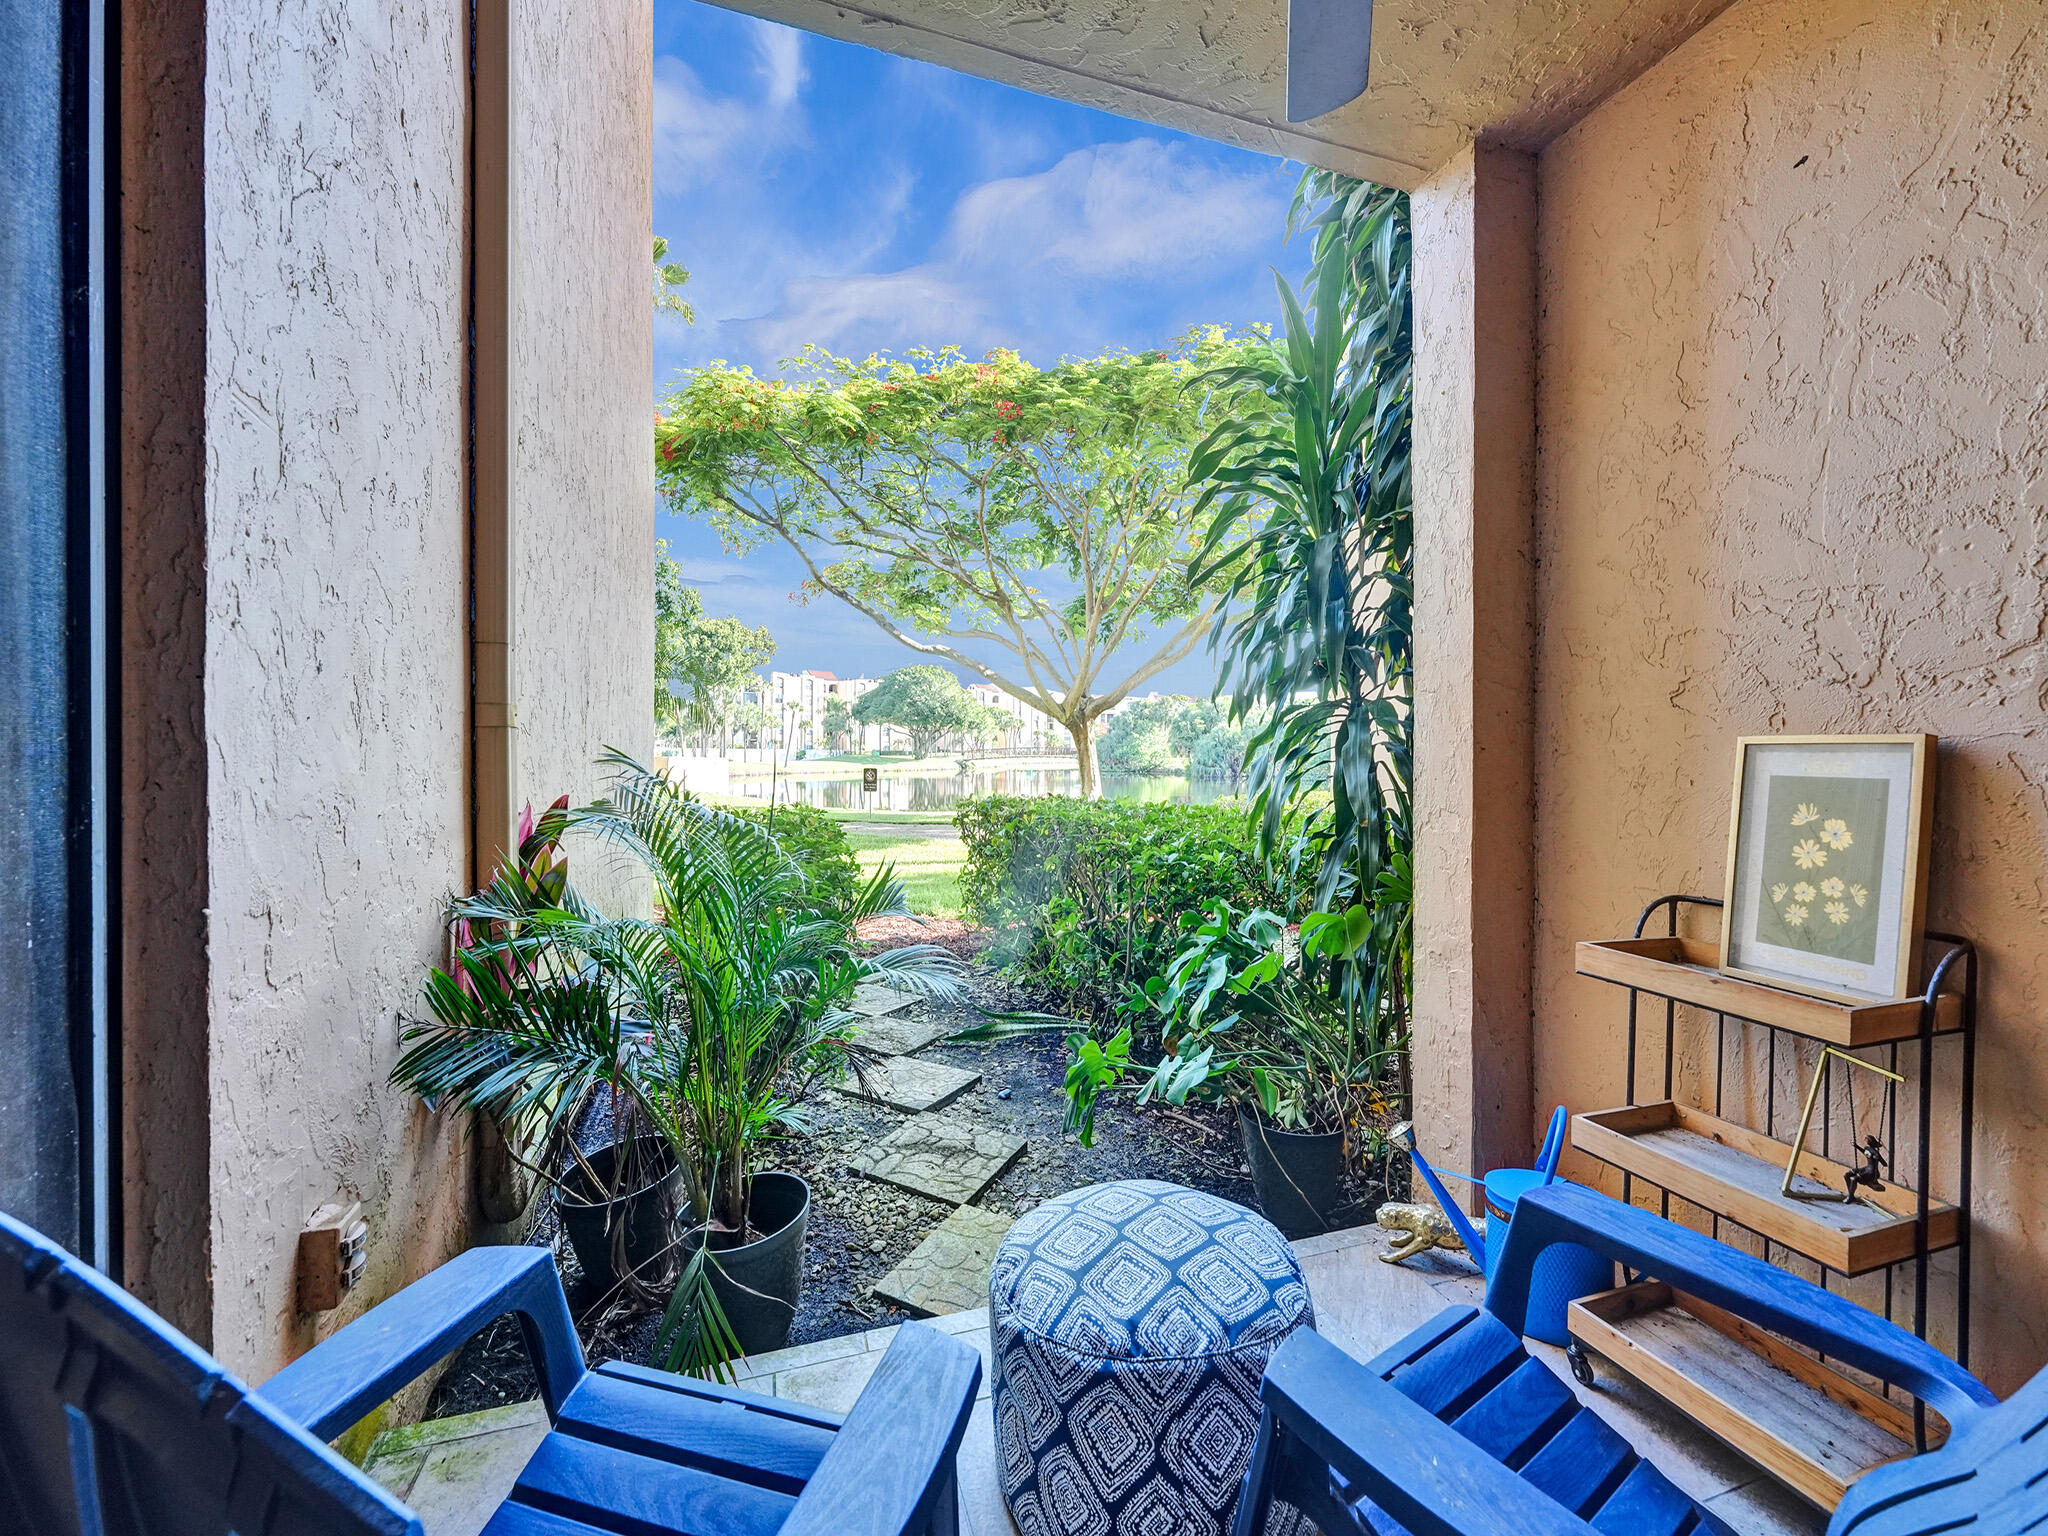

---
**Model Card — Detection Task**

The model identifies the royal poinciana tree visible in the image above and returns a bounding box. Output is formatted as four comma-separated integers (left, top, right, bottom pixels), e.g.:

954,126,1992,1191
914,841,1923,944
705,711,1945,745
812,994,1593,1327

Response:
654,334,1257,796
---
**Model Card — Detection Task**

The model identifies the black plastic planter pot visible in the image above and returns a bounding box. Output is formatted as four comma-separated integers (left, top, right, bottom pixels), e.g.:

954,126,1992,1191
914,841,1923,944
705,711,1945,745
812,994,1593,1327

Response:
555,1137,680,1290
1239,1109,1349,1240
683,1171,810,1358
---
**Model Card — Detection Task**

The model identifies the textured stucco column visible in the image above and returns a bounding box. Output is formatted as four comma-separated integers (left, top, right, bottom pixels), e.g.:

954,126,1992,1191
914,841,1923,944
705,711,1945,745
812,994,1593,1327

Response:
1409,142,1539,1201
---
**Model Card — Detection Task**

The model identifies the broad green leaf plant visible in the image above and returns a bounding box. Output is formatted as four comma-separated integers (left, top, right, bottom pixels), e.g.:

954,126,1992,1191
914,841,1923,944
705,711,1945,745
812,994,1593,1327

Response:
391,751,962,1375
1060,900,1397,1155
655,334,1262,797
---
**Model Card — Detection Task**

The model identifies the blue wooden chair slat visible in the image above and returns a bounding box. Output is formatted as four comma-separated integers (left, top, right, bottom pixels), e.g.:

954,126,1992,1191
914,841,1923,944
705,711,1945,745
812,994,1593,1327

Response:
1515,1403,1635,1517
1447,1357,1576,1469
504,1430,798,1536
480,1502,614,1536
1,1210,982,1536
552,1366,836,1494
1364,1305,1480,1377
1235,1183,2042,1536
1834,1362,2048,1536
1383,1310,1524,1419
592,1359,844,1431
1585,1460,1697,1536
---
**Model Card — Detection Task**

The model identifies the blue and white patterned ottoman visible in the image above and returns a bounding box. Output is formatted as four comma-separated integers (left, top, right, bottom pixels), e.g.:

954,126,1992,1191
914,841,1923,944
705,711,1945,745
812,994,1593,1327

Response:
989,1180,1315,1536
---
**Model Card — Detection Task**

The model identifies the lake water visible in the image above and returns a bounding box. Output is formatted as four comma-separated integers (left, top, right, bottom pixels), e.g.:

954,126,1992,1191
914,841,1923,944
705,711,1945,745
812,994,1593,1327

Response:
725,766,1236,811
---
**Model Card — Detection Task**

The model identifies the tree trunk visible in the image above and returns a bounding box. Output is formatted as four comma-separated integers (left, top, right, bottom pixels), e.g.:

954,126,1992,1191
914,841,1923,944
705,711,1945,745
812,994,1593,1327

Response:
715,1149,747,1240
1067,716,1101,799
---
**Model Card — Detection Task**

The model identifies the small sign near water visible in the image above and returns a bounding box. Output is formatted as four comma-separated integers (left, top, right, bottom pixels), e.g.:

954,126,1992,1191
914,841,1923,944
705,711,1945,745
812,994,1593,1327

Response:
731,765,1234,811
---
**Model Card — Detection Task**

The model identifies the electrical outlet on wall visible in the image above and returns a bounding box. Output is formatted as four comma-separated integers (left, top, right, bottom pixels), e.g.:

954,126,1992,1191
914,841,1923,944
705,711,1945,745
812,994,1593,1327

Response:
297,1201,368,1312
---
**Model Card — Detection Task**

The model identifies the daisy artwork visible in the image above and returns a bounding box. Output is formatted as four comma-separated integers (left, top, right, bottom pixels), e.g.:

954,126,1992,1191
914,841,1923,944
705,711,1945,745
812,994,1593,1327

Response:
1721,736,1935,1004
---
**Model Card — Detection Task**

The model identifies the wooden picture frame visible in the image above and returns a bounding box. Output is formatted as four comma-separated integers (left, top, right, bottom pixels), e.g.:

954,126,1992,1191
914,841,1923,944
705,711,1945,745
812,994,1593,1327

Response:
1720,734,1935,1005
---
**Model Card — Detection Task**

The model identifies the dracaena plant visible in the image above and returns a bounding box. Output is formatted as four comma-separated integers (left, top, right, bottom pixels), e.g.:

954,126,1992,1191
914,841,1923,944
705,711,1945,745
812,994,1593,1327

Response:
1188,170,1413,1105
392,750,963,1373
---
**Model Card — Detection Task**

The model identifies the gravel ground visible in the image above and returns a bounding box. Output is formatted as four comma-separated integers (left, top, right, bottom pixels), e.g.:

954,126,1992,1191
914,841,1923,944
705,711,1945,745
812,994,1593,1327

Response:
426,960,1388,1418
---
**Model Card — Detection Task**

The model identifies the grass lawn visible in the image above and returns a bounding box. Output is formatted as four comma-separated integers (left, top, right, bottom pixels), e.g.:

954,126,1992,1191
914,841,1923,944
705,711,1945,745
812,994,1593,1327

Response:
726,752,1075,781
816,806,956,825
709,800,956,826
849,828,966,918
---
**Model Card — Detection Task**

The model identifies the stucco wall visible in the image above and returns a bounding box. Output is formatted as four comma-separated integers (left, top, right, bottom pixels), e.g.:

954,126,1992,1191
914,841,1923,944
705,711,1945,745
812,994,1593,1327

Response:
199,0,651,1379
516,0,656,870
203,0,472,1378
1411,144,1540,1201
1534,0,2048,1391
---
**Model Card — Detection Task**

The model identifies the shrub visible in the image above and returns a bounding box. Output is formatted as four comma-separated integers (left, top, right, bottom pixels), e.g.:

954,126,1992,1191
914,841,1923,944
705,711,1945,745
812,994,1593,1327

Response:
728,803,860,914
1188,721,1252,782
956,795,1305,1020
1096,712,1181,774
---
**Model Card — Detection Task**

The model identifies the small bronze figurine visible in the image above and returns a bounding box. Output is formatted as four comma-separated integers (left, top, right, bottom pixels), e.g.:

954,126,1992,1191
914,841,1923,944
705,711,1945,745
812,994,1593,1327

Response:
1781,1046,1903,1208
1376,1202,1468,1264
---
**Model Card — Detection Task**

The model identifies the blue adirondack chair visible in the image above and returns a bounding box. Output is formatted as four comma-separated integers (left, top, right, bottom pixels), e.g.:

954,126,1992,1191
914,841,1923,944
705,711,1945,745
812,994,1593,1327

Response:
0,1211,981,1536
1233,1182,2036,1536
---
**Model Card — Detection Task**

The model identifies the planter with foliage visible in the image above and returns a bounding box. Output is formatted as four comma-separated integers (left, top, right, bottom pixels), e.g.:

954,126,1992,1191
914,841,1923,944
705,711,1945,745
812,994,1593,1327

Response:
1053,900,1400,1236
1186,173,1414,1103
392,752,961,1372
554,1135,682,1289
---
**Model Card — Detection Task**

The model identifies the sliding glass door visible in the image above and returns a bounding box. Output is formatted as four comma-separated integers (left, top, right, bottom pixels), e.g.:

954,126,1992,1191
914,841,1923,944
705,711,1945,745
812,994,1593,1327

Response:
0,0,117,1267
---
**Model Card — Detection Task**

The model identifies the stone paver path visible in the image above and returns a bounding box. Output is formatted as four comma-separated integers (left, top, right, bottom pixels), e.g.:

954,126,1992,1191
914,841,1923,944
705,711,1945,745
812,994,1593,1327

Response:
873,1204,1013,1316
363,1400,549,1536
852,1113,1026,1205
833,1054,981,1114
853,1009,953,1056
849,982,915,1018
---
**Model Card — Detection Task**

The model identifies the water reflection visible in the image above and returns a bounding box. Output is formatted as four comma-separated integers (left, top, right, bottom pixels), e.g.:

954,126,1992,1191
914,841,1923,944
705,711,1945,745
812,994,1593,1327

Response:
726,766,1235,811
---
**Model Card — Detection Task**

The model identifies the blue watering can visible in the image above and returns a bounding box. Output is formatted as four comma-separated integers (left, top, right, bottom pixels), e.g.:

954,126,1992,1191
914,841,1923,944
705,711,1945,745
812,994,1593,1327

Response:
1390,1106,1614,1345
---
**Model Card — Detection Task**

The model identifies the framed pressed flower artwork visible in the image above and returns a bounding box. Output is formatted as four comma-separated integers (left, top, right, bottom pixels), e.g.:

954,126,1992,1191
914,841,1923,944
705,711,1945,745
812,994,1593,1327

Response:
1720,734,1936,1004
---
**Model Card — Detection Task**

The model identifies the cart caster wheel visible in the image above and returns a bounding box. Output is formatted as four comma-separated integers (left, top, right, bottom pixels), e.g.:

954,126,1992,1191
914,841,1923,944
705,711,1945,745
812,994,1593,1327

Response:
1567,1339,1597,1389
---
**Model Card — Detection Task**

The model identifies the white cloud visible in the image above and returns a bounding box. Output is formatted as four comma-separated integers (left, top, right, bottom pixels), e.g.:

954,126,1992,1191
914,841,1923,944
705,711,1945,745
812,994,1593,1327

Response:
651,21,808,187
754,20,808,110
743,270,987,364
947,140,1281,277
726,138,1288,362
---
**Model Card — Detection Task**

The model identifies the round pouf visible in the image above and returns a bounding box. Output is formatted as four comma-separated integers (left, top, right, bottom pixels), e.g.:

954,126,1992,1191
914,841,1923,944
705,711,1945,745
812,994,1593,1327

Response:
990,1180,1314,1536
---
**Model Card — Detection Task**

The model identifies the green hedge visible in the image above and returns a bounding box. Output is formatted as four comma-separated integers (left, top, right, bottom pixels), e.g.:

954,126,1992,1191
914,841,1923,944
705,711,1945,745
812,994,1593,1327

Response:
728,803,861,914
956,796,1304,1019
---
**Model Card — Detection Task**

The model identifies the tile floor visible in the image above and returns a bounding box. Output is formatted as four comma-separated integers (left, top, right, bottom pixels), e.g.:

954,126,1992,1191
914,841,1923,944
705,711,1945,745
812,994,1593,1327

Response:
362,1222,1826,1536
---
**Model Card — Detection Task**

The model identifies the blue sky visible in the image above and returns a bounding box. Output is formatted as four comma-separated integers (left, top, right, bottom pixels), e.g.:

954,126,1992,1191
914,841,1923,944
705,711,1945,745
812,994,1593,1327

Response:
651,1,1305,694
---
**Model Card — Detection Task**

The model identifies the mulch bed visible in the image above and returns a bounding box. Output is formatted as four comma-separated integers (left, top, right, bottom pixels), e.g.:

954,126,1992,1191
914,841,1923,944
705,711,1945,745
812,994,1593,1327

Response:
853,913,987,958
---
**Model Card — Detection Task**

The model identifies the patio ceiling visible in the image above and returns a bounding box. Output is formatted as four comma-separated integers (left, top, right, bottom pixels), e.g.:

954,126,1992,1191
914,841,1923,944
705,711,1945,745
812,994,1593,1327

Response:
725,0,1739,188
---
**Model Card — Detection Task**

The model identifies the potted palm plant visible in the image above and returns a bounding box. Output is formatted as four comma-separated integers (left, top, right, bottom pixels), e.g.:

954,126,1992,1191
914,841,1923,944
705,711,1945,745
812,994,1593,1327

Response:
393,751,962,1369
1061,898,1401,1238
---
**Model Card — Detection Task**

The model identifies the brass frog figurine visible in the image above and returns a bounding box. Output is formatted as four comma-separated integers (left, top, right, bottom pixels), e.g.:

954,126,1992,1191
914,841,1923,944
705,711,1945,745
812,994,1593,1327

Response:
1376,1201,1468,1264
